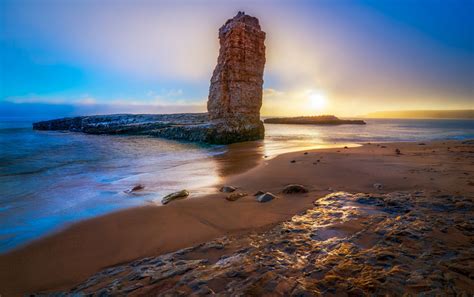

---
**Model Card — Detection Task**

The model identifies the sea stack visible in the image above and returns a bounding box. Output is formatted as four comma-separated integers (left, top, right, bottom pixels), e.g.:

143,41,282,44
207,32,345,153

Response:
32,12,266,144
206,11,266,143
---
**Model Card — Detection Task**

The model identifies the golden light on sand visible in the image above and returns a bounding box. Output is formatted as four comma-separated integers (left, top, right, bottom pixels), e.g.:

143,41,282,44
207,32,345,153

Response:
309,91,327,110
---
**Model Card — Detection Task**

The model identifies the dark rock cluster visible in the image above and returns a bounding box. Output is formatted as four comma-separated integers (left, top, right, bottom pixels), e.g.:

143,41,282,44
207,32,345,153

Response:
49,191,474,295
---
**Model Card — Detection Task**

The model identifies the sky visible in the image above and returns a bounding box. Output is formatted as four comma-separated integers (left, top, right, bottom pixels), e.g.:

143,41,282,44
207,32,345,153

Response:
0,0,473,118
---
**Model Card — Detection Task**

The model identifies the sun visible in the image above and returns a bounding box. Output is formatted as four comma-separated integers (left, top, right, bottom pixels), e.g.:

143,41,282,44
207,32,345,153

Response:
309,91,327,110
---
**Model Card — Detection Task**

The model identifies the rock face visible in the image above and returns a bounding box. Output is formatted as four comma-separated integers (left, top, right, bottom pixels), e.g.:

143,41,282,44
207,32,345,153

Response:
207,11,266,142
32,12,266,145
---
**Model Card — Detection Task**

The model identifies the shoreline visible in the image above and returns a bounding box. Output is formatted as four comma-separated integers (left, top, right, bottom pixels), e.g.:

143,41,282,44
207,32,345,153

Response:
1,139,473,295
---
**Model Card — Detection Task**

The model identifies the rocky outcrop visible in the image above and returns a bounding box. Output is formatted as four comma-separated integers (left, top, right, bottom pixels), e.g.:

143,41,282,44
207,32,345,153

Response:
48,191,474,295
33,113,208,135
207,11,266,141
33,12,266,144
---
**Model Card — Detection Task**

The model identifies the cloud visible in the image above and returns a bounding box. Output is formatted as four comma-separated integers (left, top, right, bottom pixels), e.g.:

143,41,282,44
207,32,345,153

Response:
3,1,226,82
5,93,206,111
76,97,97,105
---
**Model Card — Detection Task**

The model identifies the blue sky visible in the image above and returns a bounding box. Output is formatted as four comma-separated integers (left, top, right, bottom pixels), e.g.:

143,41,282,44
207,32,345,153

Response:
1,0,473,117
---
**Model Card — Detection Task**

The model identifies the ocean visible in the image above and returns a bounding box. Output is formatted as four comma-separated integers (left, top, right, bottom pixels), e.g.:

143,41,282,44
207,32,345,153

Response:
1,117,473,252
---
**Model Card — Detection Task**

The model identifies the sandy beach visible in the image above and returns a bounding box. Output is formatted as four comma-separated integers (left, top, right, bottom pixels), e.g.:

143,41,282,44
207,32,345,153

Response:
0,139,473,295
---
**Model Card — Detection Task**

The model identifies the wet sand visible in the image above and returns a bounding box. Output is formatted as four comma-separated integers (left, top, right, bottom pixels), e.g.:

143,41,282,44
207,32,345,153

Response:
1,140,473,295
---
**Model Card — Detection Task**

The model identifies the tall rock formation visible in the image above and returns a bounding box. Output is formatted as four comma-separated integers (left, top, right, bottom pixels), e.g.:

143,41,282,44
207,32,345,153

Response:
32,12,266,144
206,11,266,143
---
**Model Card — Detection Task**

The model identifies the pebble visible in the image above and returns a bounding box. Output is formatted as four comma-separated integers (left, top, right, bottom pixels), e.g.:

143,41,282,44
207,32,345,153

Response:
124,184,144,194
256,192,277,203
220,186,237,193
373,183,383,190
226,192,247,201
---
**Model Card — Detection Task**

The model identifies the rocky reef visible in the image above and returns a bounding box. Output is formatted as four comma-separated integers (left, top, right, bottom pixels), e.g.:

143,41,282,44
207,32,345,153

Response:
264,115,366,125
33,12,265,145
48,191,474,295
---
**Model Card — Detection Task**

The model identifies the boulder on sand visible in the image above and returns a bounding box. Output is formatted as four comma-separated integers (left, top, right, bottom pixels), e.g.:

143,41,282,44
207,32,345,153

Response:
162,190,190,205
282,184,308,194
256,192,277,203
373,183,383,190
226,192,248,201
220,186,237,193
124,184,144,194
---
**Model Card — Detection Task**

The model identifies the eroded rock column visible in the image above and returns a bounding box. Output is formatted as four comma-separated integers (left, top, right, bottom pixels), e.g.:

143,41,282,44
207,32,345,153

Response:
206,11,266,143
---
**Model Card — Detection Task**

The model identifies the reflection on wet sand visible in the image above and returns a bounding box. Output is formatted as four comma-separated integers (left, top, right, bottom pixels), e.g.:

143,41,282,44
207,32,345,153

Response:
212,136,359,178
212,140,265,177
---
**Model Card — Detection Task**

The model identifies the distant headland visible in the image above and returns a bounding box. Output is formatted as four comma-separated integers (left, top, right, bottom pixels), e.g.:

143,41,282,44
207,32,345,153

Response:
264,115,366,125
365,109,474,119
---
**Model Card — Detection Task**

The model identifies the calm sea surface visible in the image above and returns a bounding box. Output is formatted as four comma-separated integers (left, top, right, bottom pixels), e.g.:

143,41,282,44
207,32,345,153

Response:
1,117,473,252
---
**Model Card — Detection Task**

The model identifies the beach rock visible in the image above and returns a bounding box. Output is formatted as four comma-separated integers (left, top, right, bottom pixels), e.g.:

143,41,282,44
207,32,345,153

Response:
162,190,189,205
373,183,383,190
226,192,248,201
220,186,237,193
207,11,266,143
282,184,308,194
254,190,265,196
124,184,144,193
256,192,277,202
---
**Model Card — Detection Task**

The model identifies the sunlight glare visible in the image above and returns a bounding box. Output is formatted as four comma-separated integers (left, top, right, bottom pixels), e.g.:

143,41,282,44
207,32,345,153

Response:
309,91,327,110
